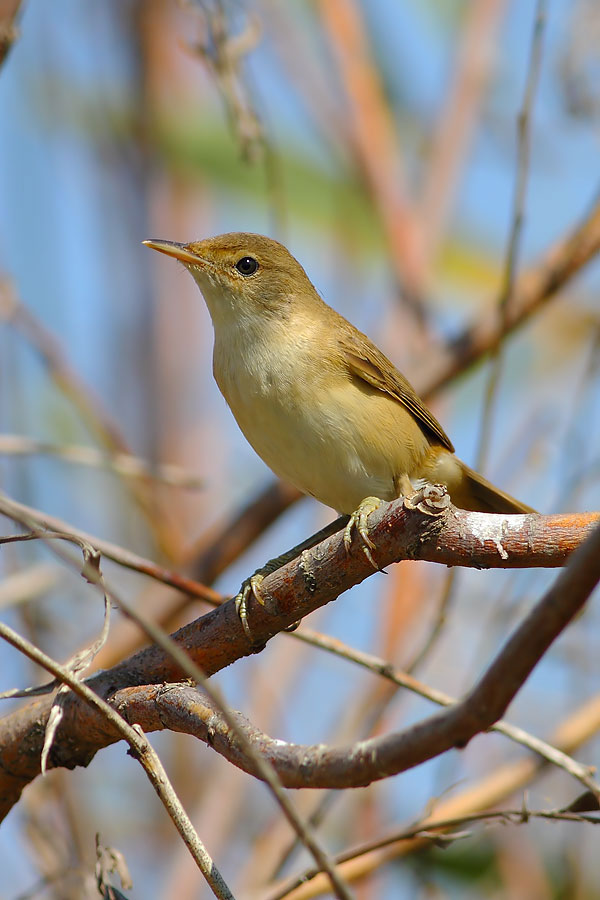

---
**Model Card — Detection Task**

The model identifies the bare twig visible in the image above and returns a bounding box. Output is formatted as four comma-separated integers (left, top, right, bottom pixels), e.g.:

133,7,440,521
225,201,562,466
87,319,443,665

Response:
183,0,263,163
269,804,600,900
0,282,178,557
182,1,288,232
0,623,235,900
413,187,600,397
294,628,598,792
477,0,547,471
0,500,351,900
264,692,600,899
0,493,222,606
0,434,203,489
40,593,111,773
335,804,600,865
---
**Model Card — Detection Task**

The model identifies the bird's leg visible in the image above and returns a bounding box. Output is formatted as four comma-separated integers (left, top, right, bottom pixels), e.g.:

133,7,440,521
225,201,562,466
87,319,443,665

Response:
343,497,383,569
344,478,415,569
235,514,350,642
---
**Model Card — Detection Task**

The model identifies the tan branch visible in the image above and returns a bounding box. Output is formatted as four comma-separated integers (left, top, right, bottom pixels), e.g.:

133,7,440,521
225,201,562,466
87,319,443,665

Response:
0,434,204,488
0,283,178,557
420,0,509,261
415,189,600,397
316,0,425,307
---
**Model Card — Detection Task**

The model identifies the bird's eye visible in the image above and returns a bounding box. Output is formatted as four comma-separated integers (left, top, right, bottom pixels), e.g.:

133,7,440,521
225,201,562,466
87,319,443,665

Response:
235,256,258,276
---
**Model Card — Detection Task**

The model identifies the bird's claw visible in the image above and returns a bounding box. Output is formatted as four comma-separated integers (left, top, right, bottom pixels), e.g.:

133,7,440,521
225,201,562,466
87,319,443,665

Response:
234,573,266,642
343,496,382,569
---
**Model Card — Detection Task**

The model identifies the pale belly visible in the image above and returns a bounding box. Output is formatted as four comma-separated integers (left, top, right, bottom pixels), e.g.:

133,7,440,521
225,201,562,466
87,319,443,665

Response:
217,356,432,514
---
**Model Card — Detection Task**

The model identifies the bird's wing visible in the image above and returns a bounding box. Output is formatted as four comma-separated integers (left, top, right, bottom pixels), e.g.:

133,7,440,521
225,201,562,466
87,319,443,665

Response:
339,333,455,452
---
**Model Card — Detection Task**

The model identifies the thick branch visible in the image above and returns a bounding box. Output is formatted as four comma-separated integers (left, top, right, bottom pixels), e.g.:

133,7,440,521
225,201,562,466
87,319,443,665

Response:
118,518,600,789
0,493,598,817
1,515,597,816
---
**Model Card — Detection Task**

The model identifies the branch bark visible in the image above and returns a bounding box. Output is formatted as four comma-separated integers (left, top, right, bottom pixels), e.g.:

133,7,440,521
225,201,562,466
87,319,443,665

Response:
0,491,598,819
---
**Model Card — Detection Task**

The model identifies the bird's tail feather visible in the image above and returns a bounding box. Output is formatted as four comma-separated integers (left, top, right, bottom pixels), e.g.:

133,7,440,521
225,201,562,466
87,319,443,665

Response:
454,459,535,515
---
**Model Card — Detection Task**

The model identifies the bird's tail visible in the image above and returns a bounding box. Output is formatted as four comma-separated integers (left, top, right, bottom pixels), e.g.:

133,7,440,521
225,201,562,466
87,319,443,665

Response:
423,450,535,514
453,459,535,514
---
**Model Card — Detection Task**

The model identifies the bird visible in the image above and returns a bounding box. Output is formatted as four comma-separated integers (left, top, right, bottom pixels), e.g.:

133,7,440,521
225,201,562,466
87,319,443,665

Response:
144,233,533,632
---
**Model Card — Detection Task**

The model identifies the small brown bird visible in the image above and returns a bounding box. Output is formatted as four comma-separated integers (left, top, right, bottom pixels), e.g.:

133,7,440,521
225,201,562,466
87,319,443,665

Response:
144,232,532,529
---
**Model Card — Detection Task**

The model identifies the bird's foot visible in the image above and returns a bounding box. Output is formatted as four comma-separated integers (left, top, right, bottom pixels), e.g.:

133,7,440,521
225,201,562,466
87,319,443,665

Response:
234,554,302,646
234,515,355,643
234,573,267,644
343,496,383,570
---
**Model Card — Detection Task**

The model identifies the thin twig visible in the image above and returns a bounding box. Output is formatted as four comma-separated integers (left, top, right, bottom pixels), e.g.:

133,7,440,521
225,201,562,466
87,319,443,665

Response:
0,501,352,900
268,804,600,900
40,592,111,773
0,434,203,489
0,493,222,606
414,186,600,398
0,623,235,900
475,0,546,470
0,281,178,557
264,692,600,899
182,0,263,163
293,628,598,793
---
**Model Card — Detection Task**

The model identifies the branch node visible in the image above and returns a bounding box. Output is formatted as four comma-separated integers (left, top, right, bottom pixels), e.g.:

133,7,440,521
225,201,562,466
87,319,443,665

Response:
404,483,451,515
299,549,318,593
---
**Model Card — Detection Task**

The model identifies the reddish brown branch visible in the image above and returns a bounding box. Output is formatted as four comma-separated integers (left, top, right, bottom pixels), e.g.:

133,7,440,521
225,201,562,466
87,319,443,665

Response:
116,516,600,789
0,493,222,607
420,0,509,261
1,514,597,818
0,492,598,818
96,480,302,669
316,0,425,306
0,0,22,67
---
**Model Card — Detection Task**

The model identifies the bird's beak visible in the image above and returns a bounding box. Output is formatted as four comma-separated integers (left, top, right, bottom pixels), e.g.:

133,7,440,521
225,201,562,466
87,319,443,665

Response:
143,240,206,267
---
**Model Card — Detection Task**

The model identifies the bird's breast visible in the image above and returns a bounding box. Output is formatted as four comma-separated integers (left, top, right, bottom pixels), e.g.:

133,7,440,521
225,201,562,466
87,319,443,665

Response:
211,323,431,513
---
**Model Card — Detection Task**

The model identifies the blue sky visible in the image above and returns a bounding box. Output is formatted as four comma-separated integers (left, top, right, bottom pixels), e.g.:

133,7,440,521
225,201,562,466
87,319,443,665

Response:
0,1,599,897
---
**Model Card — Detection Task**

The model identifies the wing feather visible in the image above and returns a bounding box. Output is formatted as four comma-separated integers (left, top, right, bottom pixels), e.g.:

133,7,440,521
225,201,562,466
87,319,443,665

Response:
339,336,454,452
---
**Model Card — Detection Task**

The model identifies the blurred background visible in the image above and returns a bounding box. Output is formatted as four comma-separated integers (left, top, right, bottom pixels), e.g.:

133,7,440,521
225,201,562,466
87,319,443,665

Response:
0,0,599,897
